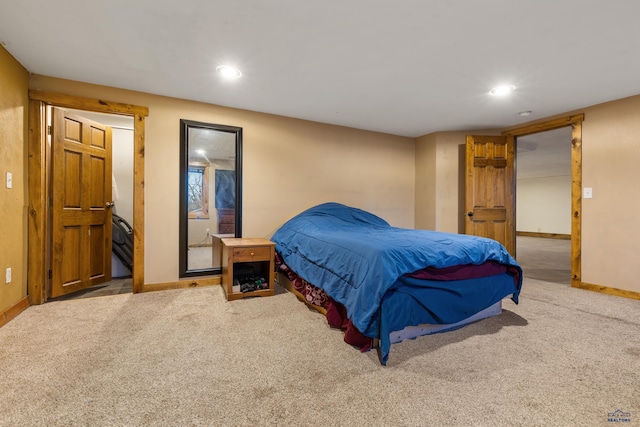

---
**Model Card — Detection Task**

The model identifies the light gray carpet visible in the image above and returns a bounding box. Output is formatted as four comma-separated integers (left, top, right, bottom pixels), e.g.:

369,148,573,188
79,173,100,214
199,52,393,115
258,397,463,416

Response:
516,236,571,284
0,278,638,426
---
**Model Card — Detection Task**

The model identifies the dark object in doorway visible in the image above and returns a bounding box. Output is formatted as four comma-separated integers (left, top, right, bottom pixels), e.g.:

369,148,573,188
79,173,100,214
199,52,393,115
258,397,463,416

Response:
112,213,133,273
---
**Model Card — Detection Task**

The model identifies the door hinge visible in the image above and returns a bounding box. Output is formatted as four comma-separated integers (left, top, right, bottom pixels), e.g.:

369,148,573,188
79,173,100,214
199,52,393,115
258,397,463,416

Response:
48,269,52,279
47,125,52,135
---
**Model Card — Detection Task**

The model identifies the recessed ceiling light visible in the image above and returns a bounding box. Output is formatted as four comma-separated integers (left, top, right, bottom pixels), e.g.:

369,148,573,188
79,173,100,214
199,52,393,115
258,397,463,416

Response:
216,65,242,79
489,85,515,96
518,110,532,117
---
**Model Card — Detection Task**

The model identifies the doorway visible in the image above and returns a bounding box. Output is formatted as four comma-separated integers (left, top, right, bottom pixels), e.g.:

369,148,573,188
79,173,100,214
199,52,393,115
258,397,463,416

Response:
502,114,583,288
27,91,148,304
47,108,135,300
515,127,572,284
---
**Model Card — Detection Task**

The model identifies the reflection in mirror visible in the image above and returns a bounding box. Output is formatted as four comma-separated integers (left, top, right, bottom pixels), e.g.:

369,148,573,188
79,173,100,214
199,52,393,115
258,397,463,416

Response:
179,119,242,277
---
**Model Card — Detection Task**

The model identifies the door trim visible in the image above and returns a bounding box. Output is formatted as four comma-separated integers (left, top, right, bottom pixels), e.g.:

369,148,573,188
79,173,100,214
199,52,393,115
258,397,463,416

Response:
502,114,584,288
27,90,148,304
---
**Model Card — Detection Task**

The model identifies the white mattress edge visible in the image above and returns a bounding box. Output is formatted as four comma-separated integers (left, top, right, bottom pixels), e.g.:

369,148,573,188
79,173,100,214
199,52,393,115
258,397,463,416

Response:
389,298,507,344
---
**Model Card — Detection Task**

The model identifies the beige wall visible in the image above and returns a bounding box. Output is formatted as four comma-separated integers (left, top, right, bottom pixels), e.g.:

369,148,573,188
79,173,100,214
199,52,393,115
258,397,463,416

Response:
30,75,416,284
415,130,499,233
414,133,436,230
0,46,29,313
580,95,640,292
112,127,134,225
517,175,571,234
504,98,640,294
435,131,470,233
416,99,640,295
3,48,637,301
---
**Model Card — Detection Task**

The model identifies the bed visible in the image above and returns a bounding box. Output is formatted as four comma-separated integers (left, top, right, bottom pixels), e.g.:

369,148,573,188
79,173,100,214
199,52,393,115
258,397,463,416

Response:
271,202,522,365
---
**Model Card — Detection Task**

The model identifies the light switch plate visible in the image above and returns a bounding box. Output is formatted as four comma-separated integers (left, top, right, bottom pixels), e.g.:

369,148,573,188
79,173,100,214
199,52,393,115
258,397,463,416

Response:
6,172,12,189
583,187,593,199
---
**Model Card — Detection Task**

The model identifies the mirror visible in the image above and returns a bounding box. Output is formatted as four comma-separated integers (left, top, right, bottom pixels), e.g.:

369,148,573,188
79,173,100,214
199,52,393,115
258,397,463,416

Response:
179,119,242,277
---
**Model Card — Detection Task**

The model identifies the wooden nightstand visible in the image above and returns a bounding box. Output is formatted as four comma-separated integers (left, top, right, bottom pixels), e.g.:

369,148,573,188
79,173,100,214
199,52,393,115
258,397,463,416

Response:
221,238,275,301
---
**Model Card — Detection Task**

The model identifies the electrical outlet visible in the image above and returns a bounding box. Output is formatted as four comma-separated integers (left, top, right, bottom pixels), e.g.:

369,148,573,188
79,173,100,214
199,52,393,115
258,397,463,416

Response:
6,172,12,189
6,267,11,284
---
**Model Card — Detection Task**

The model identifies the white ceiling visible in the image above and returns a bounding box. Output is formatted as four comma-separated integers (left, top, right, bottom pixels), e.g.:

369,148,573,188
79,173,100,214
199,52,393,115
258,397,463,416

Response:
517,127,572,180
2,1,640,139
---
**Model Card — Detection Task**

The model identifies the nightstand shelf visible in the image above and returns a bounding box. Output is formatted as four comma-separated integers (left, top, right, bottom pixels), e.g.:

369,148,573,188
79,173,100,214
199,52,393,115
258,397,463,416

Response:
221,238,275,301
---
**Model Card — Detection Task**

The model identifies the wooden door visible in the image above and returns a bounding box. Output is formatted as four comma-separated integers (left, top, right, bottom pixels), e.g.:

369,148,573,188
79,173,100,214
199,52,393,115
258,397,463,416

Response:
50,108,113,298
464,135,516,255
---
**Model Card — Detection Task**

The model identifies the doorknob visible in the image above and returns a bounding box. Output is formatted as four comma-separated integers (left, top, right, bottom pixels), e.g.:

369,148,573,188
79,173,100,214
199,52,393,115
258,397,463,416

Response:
106,202,114,208
467,211,474,217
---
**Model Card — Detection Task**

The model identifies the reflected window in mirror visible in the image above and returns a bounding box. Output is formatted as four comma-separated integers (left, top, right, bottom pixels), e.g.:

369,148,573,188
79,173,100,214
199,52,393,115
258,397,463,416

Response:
187,164,209,219
179,119,242,277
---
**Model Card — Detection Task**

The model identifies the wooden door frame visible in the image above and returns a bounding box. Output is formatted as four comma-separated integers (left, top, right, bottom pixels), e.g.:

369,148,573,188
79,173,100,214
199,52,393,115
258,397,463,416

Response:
502,114,584,288
27,90,148,304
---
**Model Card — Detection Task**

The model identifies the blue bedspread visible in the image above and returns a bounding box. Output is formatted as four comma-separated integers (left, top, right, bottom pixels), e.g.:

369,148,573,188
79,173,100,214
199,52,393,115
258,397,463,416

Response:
271,202,522,339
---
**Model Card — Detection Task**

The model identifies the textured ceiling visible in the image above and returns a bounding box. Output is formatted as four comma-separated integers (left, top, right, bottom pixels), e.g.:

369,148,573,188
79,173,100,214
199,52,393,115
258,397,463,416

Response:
2,1,640,138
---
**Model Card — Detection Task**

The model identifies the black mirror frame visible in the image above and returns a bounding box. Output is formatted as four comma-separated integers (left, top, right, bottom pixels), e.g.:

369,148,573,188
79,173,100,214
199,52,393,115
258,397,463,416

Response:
179,119,243,277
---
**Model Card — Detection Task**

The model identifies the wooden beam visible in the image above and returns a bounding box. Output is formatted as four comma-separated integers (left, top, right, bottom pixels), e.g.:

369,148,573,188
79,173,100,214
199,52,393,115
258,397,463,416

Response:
27,100,47,305
570,121,582,287
142,277,221,293
132,113,145,294
516,231,571,240
576,282,640,301
502,114,584,137
29,90,148,117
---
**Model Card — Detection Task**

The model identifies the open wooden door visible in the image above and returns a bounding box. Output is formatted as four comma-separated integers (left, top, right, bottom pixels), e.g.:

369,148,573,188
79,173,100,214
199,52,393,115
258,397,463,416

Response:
464,135,516,256
50,108,113,298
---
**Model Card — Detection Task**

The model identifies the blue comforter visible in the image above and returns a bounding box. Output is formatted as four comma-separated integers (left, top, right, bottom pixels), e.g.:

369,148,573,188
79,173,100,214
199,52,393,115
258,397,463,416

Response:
271,202,522,339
